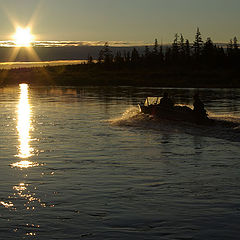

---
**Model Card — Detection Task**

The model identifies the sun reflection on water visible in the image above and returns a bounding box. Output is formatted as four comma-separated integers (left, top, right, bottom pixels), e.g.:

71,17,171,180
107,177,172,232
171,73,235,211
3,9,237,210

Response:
11,182,46,210
11,160,39,168
17,84,32,158
0,201,14,209
12,84,36,168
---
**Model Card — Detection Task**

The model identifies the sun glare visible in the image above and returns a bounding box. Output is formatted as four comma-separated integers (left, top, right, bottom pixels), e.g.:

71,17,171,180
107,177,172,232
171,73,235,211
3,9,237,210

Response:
10,84,39,169
13,27,34,47
17,84,33,158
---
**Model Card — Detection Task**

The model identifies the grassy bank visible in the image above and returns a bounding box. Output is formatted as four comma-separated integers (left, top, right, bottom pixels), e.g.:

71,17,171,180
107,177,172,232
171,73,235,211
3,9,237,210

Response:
0,64,239,88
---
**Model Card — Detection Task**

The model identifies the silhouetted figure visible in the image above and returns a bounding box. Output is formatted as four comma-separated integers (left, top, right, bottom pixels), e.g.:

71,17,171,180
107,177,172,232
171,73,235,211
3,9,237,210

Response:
193,93,207,118
160,92,174,109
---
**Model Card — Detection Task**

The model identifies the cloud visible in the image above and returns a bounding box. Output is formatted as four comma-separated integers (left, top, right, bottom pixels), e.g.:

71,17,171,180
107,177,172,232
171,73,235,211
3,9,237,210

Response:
0,40,150,48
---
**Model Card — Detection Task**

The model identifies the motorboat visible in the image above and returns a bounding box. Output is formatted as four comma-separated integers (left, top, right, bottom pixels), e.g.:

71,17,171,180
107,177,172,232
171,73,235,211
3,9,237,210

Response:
138,97,214,125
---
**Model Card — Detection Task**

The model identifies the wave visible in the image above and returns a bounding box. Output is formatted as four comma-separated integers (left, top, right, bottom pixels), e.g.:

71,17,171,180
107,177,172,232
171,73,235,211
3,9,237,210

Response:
110,107,240,143
109,106,155,127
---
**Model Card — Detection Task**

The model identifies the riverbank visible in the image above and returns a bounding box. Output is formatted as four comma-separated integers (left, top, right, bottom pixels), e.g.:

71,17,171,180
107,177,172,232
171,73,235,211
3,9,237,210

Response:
0,63,239,88
0,60,87,69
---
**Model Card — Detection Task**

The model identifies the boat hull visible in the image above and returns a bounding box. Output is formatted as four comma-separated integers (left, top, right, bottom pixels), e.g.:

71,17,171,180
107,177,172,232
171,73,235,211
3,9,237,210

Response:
139,104,214,125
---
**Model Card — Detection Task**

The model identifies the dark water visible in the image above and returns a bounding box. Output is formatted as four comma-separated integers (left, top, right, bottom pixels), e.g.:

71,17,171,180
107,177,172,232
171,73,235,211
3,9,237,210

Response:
0,85,240,239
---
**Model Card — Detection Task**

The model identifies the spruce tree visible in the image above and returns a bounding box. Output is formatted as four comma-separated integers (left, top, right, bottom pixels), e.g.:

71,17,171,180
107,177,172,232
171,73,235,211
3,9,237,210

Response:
131,48,140,64
179,34,185,56
185,39,190,59
193,27,203,57
144,46,150,58
153,38,159,55
233,37,238,51
227,39,233,57
102,42,113,64
159,44,164,63
172,33,179,61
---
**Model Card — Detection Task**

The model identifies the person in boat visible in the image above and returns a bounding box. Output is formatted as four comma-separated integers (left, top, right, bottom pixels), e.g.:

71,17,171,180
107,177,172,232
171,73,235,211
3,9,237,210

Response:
160,92,174,109
193,93,207,118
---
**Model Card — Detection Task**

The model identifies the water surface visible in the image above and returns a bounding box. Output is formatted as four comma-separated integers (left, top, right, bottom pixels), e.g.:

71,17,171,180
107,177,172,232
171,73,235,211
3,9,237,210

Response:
0,85,240,239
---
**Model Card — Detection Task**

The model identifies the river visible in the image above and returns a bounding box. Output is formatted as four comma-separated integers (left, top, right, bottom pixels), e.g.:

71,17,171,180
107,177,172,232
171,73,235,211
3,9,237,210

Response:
0,85,240,239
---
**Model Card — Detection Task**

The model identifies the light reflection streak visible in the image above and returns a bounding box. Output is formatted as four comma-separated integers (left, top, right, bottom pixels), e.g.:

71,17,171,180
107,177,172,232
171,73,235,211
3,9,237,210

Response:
11,84,38,169
0,201,14,208
11,160,39,168
12,183,45,210
17,84,33,159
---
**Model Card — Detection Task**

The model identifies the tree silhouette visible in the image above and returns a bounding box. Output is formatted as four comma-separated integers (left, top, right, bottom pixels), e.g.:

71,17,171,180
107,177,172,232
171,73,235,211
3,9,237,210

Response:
144,46,150,58
87,54,93,64
102,42,113,64
193,27,203,58
93,30,240,75
172,33,179,60
153,38,159,55
179,34,185,57
202,37,215,66
131,48,140,64
124,50,131,63
98,48,104,63
227,39,233,57
114,51,124,66
233,37,238,51
158,44,164,64
203,38,214,55
185,39,191,59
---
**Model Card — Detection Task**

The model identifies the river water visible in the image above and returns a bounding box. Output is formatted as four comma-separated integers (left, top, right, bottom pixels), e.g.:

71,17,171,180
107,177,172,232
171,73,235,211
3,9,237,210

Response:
0,85,240,239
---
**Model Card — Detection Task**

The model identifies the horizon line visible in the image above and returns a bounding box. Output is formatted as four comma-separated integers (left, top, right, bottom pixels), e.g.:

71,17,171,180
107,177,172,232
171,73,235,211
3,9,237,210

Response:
0,40,230,48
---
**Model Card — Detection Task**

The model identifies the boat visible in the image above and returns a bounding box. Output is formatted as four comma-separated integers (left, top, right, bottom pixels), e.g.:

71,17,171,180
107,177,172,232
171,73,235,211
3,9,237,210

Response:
138,97,214,125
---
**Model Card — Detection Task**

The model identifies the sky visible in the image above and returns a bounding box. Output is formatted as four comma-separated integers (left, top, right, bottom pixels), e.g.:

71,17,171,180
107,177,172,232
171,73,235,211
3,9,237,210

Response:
0,0,239,44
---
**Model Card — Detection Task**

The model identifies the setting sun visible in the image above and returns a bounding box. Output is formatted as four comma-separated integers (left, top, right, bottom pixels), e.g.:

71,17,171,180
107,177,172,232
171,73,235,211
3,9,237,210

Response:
13,27,34,47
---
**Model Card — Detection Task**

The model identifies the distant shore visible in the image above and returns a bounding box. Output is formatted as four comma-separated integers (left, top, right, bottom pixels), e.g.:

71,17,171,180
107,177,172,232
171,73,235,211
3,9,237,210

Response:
1,30,240,88
0,63,239,88
0,60,88,69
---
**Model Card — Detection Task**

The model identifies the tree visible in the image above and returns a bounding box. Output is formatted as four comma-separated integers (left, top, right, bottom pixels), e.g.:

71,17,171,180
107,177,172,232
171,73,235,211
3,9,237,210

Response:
124,50,131,63
144,46,150,58
185,39,191,59
179,34,185,55
227,39,233,57
131,48,140,64
172,34,179,54
98,49,104,63
87,54,93,64
102,42,113,64
114,51,124,65
153,38,159,55
143,46,151,65
193,27,203,57
233,36,238,51
159,44,164,64
165,47,172,64
202,37,216,66
170,33,180,63
203,37,214,55
232,37,239,66
215,46,226,67
151,38,162,66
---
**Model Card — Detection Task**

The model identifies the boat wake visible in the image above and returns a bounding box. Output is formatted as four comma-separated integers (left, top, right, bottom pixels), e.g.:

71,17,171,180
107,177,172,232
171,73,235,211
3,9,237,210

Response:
109,106,155,127
110,107,240,143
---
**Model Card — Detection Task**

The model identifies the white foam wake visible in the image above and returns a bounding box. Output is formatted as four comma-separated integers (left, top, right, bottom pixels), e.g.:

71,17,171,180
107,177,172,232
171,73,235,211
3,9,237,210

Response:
109,106,153,126
109,107,240,142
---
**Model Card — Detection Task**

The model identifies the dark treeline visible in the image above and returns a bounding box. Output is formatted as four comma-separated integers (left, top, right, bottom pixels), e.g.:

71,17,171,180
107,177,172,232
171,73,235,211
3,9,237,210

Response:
1,28,240,87
91,28,239,70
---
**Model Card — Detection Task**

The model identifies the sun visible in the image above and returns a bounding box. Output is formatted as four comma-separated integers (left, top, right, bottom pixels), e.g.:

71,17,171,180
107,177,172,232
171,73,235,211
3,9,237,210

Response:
13,27,35,47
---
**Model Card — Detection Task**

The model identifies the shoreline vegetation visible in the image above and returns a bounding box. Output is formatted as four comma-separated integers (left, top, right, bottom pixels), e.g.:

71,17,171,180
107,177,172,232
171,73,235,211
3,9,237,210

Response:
1,29,240,88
